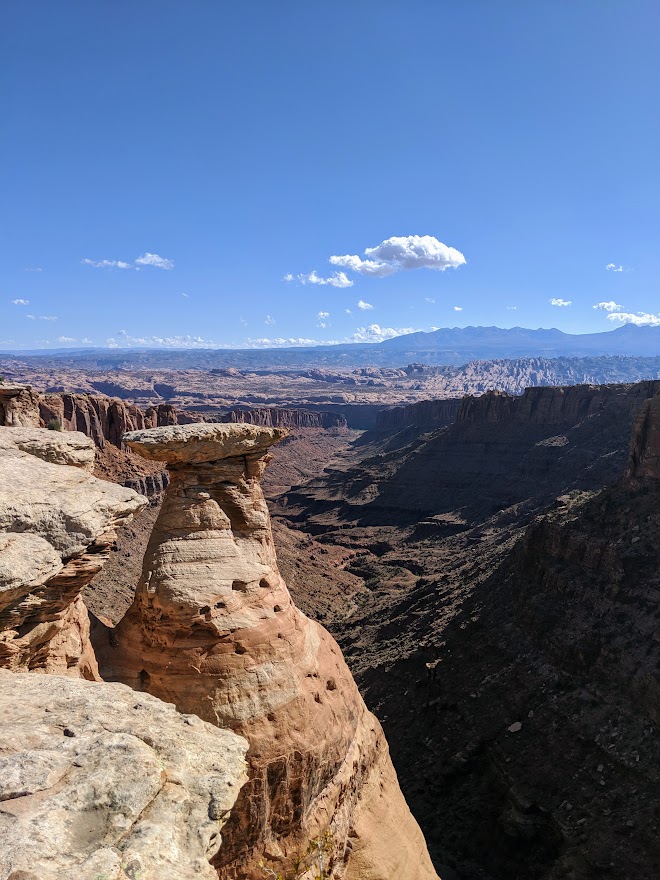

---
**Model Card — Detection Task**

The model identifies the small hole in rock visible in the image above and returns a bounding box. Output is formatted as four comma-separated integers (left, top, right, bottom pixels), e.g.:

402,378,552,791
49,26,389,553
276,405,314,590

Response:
234,644,247,654
259,579,270,589
199,605,211,615
273,605,283,613
215,601,226,609
232,581,248,592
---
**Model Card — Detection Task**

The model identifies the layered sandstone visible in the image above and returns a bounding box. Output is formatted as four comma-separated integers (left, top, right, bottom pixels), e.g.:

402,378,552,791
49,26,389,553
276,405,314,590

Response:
0,669,248,880
0,427,146,676
99,422,438,880
222,407,347,430
0,384,40,427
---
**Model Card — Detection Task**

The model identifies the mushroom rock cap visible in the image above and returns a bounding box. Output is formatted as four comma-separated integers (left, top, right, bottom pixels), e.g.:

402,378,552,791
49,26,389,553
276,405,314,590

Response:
122,422,288,464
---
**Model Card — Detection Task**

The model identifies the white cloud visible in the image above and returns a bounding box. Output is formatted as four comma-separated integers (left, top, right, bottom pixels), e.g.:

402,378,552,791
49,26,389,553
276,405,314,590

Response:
24,267,43,273
26,314,58,321
264,315,276,326
317,310,331,328
344,308,352,315
81,337,94,344
284,270,353,288
549,298,572,307
11,298,29,305
330,234,466,277
57,336,76,343
425,297,435,304
135,253,174,270
605,263,625,272
317,310,330,319
246,337,328,348
350,324,417,343
593,301,622,312
106,330,217,348
357,300,374,311
181,292,189,298
453,306,463,312
82,258,132,269
606,311,660,326
506,306,518,311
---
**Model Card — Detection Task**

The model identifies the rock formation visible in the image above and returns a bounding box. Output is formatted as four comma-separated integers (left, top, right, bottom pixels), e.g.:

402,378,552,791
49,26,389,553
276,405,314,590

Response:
0,669,248,880
98,422,438,880
626,390,660,480
0,427,146,676
376,399,461,430
0,384,40,427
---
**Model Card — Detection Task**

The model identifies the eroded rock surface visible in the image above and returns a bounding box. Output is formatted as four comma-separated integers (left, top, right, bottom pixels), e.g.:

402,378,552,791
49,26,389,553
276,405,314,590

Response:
0,385,40,427
99,422,438,880
0,427,146,675
0,669,248,880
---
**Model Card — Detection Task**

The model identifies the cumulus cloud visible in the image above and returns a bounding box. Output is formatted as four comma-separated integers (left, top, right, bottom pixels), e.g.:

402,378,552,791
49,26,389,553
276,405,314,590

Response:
549,298,572,307
593,301,622,312
344,308,352,315
135,253,174,270
82,258,132,269
284,270,353,288
605,263,626,273
57,336,76,343
350,324,418,343
26,314,58,321
330,235,466,278
357,300,374,311
453,306,463,312
606,312,660,326
317,310,331,328
106,330,217,348
11,298,29,305
425,297,435,304
264,315,276,326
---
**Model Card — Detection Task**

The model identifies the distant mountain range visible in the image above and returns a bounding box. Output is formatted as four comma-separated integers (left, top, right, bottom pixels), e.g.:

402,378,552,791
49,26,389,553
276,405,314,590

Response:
3,323,660,369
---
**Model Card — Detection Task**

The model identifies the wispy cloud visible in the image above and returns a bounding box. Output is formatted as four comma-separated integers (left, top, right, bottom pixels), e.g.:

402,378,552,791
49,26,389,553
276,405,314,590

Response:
82,258,132,269
357,300,374,311
317,310,330,328
506,306,518,311
549,298,572,307
350,324,418,342
284,270,353,288
607,311,660,326
57,336,76,344
425,297,435,304
106,330,216,348
26,314,58,321
453,305,463,312
330,234,466,278
181,292,189,298
344,308,352,315
11,298,29,305
593,301,622,312
24,267,43,273
135,252,174,270
605,263,628,273
264,315,276,326
82,253,174,270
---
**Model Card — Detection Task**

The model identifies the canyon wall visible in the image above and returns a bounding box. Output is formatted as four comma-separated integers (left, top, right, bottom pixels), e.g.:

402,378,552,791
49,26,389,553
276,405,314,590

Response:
376,399,462,430
0,427,147,677
222,406,347,430
97,423,439,880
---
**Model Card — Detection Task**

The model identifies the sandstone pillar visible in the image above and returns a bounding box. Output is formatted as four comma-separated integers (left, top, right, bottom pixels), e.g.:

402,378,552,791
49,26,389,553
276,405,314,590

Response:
101,423,439,880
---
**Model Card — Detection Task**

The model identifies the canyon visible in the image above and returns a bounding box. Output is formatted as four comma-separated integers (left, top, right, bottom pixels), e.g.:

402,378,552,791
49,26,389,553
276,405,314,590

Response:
1,369,659,879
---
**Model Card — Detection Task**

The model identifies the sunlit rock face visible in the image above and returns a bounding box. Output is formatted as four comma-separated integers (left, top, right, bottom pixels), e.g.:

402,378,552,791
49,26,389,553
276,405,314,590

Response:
100,423,439,880
0,427,146,677
0,669,248,880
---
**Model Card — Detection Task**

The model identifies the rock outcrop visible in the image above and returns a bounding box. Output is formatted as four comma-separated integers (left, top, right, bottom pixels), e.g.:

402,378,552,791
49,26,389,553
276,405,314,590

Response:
626,391,660,480
0,427,146,676
98,423,438,880
0,669,248,880
0,384,40,427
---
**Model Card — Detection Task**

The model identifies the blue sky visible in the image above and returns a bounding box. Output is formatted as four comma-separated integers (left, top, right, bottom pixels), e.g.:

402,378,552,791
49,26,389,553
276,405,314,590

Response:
2,0,659,350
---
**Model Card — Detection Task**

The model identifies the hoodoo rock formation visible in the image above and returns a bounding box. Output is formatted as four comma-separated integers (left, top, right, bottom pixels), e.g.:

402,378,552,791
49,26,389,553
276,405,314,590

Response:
0,427,146,676
99,422,438,880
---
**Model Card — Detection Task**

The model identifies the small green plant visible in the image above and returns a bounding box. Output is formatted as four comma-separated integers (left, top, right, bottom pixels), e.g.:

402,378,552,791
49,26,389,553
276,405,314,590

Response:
47,417,63,431
259,830,334,880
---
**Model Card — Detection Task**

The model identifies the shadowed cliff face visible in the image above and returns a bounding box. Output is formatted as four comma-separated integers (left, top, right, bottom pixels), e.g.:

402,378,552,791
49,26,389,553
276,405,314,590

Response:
96,423,439,880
